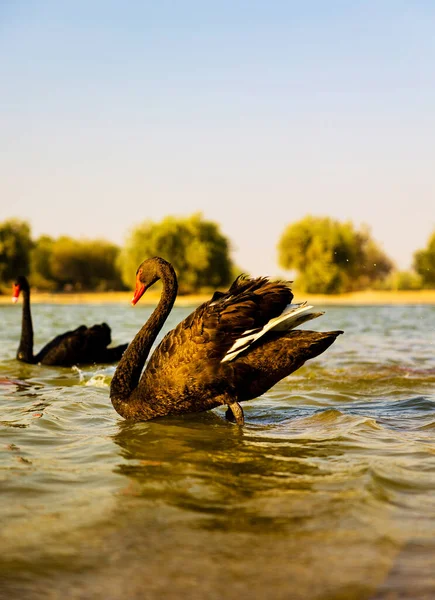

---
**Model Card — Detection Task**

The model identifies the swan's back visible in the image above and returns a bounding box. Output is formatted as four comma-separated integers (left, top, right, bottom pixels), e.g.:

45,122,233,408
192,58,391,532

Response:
37,323,127,366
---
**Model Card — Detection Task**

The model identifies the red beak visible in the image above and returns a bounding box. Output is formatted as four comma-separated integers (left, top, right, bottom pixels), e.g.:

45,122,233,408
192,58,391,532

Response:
12,284,20,304
131,280,146,306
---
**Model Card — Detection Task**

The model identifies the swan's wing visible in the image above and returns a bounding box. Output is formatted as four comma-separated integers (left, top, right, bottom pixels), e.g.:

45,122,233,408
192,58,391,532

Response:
224,329,343,402
221,303,324,362
142,276,327,399
35,326,88,365
144,276,288,370
180,275,318,362
36,323,116,366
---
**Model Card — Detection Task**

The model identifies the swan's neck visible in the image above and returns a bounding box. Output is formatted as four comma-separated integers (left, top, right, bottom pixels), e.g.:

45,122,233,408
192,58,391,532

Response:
110,263,177,419
17,289,35,362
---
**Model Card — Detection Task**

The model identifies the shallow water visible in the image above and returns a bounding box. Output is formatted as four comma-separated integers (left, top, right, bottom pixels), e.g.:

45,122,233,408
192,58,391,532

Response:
0,302,434,599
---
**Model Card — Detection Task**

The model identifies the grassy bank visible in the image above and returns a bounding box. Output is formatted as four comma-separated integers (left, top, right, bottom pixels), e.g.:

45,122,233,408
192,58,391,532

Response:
1,289,435,305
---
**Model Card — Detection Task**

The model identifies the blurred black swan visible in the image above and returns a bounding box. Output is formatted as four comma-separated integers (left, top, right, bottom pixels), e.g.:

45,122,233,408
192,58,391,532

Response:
13,275,128,367
110,257,343,425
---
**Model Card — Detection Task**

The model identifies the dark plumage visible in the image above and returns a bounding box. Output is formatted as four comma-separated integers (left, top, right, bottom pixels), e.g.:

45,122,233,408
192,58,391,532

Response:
13,276,128,367
110,257,343,425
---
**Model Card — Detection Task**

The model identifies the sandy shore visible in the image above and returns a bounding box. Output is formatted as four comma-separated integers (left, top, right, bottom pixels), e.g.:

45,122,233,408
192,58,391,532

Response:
1,289,435,305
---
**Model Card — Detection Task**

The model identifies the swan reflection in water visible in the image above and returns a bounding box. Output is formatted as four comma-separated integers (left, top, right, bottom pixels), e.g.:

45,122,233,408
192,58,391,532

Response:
111,409,425,598
112,410,350,532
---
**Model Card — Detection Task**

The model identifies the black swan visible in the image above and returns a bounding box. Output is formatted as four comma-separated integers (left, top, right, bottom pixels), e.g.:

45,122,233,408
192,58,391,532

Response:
110,257,343,425
13,276,128,367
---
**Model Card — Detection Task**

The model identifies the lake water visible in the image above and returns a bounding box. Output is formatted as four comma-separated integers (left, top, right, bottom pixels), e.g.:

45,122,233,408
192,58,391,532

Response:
1,301,434,600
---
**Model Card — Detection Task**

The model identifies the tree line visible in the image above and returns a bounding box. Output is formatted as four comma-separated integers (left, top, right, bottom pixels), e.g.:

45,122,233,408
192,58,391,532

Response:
0,213,433,295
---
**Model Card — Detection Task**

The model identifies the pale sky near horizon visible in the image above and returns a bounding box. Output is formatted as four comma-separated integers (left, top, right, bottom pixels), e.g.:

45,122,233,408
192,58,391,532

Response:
1,1,434,277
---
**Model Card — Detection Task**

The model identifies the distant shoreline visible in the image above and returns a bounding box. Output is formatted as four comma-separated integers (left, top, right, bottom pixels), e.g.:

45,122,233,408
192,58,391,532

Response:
1,290,435,305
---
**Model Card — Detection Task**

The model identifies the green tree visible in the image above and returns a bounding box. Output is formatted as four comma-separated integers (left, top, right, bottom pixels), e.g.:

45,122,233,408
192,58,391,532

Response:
277,215,393,294
0,219,32,283
30,235,56,290
83,239,125,290
383,270,423,291
49,237,124,291
119,213,234,293
413,230,435,288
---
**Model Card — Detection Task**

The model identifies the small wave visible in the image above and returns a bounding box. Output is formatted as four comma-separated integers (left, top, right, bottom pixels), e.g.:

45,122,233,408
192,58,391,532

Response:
72,366,115,388
390,396,435,411
71,365,85,383
0,420,29,429
262,408,382,441
85,373,111,388
369,463,435,494
0,377,29,387
417,421,435,431
346,397,435,419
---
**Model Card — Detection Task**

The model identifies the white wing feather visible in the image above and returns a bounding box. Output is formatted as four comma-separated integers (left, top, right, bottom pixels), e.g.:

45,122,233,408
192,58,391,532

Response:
221,302,323,363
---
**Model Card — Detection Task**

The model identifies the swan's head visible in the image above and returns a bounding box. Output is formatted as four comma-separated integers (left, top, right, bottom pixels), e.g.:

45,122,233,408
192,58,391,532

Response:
131,257,165,306
12,275,30,304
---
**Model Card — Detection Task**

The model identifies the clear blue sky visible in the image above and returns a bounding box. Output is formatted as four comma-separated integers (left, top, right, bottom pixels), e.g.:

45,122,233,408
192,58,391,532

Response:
1,1,434,276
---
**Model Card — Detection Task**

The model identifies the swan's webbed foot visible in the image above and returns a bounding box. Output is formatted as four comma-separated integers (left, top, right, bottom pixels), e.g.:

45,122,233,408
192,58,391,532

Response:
225,402,245,426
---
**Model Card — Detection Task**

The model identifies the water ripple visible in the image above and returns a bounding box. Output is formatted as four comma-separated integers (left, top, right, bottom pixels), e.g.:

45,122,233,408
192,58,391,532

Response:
0,303,435,598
